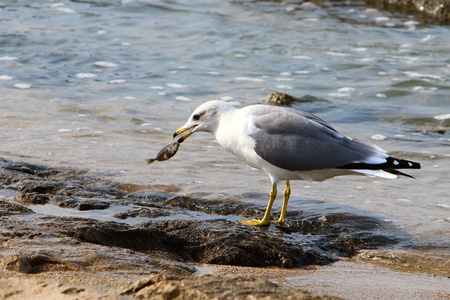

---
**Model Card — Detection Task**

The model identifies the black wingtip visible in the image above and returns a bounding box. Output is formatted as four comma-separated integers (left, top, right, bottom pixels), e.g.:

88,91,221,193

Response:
383,157,420,169
338,157,421,178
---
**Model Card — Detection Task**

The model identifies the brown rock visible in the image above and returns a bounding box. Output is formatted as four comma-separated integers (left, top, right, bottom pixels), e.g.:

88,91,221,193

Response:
123,273,340,300
0,248,33,273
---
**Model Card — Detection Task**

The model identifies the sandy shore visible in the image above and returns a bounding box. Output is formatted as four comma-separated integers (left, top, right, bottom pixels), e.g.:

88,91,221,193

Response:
211,257,450,300
1,255,448,300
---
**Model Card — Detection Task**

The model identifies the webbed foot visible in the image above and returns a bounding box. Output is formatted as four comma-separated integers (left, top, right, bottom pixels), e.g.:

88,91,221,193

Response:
271,219,285,225
239,219,270,226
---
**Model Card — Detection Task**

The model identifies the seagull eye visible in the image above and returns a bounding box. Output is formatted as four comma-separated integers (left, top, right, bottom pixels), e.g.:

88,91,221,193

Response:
192,114,201,121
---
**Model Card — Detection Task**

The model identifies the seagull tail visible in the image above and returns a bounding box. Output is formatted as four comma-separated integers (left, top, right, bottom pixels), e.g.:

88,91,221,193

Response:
339,157,421,179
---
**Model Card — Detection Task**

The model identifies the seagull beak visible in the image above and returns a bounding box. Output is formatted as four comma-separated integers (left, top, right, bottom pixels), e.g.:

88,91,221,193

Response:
173,125,197,140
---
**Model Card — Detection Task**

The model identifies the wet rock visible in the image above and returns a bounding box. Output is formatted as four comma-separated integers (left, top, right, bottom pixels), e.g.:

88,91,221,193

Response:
363,0,450,24
70,218,333,267
1,217,194,276
163,195,261,217
15,179,62,194
114,207,171,220
58,199,110,211
14,192,50,205
357,249,450,277
0,157,399,276
0,200,34,216
266,92,328,106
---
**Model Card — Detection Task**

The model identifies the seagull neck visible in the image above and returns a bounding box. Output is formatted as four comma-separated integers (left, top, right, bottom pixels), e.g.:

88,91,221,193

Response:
212,106,236,136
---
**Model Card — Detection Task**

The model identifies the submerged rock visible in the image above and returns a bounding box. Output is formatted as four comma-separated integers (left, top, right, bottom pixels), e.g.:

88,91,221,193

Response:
266,92,328,106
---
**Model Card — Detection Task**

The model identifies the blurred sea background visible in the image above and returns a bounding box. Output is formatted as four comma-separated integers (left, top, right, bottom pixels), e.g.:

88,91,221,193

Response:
1,1,449,263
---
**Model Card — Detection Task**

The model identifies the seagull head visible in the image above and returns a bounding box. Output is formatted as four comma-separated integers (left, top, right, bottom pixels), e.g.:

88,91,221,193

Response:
173,100,234,140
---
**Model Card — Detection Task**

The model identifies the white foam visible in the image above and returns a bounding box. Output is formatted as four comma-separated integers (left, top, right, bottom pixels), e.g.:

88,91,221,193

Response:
94,61,118,67
338,87,355,93
276,85,293,90
404,20,419,27
376,93,386,98
375,16,390,23
220,96,234,101
292,55,312,60
0,75,13,81
150,86,164,90
419,35,436,42
404,71,443,81
275,77,294,81
371,134,387,141
76,73,97,78
397,199,411,202
235,77,264,82
328,93,350,98
109,79,126,84
437,204,450,209
434,114,450,121
14,83,31,89
0,56,18,61
326,52,350,57
166,83,186,88
175,96,192,102
57,7,76,13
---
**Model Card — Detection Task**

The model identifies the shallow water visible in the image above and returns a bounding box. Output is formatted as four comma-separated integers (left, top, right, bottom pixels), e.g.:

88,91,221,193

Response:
0,1,449,257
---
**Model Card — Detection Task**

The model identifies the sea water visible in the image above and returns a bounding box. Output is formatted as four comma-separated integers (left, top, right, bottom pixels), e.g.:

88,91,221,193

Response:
0,1,448,259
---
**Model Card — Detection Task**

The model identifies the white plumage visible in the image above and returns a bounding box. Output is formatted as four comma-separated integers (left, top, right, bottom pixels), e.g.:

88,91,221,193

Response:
173,100,420,226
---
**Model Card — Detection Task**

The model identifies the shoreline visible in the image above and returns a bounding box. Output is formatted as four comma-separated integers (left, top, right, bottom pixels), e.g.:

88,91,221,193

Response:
1,253,448,300
0,157,448,299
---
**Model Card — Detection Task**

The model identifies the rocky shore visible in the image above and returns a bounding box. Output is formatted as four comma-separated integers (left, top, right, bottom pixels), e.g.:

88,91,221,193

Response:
364,0,450,24
0,157,448,299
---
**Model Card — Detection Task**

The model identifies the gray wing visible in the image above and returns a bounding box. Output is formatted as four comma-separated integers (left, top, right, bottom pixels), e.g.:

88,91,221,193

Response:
250,109,381,171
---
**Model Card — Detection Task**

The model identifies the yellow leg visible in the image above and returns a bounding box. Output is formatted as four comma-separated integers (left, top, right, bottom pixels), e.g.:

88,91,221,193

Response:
240,184,277,226
273,181,291,225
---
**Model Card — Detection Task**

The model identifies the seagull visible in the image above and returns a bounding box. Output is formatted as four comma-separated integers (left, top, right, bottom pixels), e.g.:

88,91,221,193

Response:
173,100,421,226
